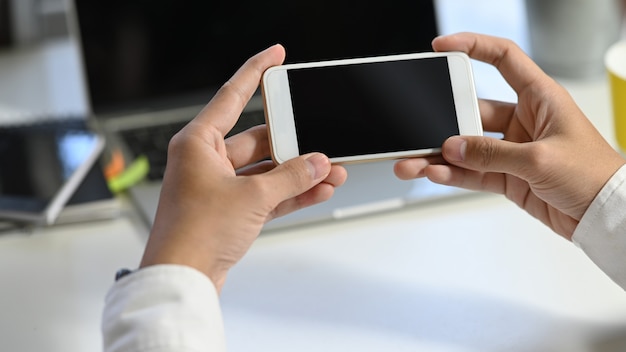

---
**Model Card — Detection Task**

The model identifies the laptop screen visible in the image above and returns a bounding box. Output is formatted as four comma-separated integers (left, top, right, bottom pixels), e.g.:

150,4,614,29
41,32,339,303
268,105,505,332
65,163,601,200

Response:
72,1,439,117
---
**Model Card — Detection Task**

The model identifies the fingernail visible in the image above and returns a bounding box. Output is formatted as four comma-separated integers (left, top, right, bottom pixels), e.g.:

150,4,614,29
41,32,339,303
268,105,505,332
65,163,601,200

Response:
304,153,329,179
445,137,466,162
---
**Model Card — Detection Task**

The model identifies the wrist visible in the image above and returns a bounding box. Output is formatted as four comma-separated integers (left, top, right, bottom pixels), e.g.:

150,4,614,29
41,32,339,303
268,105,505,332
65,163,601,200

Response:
139,233,232,293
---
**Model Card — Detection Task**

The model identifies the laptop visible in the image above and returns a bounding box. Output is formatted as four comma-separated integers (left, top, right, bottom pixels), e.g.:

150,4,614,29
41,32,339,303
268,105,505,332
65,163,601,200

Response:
67,0,474,232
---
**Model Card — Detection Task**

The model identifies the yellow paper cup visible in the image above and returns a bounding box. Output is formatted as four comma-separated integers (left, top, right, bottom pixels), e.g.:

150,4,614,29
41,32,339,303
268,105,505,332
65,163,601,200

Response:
605,40,626,153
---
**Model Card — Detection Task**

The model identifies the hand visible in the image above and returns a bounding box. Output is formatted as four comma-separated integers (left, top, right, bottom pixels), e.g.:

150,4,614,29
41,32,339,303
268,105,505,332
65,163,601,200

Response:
394,32,626,240
139,44,347,291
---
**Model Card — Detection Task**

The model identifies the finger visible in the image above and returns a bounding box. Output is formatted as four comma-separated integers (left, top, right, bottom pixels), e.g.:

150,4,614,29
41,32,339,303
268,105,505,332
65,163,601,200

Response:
242,163,346,193
393,155,445,180
323,165,348,188
442,135,539,179
478,99,517,134
423,164,507,194
270,166,347,219
236,156,346,190
432,32,545,93
226,125,270,169
269,182,337,220
195,44,286,136
260,153,333,205
236,160,275,176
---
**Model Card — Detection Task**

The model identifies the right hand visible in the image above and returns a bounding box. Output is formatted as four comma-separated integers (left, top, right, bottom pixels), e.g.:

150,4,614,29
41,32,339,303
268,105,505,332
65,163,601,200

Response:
394,32,626,240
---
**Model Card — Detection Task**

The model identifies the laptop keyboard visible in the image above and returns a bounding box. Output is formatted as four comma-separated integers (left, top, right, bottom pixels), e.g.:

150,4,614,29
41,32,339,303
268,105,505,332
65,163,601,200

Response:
119,109,266,180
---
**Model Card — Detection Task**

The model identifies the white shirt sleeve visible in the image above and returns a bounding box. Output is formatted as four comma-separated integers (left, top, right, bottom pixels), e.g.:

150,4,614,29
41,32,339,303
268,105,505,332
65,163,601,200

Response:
102,264,226,352
572,164,626,290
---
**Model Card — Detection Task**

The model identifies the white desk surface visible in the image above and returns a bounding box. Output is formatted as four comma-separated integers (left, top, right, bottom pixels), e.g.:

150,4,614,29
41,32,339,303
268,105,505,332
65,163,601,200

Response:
2,1,626,351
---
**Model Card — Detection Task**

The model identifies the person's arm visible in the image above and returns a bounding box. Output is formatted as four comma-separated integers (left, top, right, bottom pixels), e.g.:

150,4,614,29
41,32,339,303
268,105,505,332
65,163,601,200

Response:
102,44,348,351
103,265,225,352
572,164,626,289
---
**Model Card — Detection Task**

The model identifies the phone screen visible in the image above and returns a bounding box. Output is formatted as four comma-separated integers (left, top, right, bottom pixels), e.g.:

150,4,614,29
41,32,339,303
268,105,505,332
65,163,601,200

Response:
287,57,459,158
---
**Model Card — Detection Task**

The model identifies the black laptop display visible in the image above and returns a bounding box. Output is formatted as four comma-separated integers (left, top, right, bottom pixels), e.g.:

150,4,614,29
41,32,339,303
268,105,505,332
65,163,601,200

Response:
73,1,439,116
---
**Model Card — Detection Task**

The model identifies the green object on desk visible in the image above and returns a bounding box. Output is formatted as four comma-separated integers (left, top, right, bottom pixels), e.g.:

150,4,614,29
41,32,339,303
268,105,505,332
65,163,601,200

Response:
107,155,150,193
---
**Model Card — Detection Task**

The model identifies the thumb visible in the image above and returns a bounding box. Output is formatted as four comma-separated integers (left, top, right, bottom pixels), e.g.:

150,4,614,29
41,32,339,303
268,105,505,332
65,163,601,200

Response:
442,136,530,176
264,153,332,202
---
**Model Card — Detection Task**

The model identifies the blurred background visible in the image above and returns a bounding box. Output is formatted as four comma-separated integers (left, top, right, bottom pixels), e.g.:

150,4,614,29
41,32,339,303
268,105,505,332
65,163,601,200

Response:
0,0,623,121
0,0,68,46
0,0,527,123
0,0,86,124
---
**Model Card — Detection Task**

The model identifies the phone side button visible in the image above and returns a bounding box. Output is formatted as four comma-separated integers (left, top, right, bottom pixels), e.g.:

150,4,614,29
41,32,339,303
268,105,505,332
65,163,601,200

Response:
332,198,405,219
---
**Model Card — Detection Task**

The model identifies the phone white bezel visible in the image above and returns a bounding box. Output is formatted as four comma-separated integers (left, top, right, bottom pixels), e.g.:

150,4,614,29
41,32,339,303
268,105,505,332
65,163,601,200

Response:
262,51,482,164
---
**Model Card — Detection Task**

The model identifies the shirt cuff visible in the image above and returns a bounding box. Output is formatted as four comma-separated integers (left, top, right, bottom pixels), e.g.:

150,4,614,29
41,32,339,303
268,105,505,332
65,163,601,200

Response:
572,164,626,290
102,264,226,352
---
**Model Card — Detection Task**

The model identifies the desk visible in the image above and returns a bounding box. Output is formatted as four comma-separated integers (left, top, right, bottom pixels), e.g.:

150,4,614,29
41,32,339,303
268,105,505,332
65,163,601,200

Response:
2,1,626,351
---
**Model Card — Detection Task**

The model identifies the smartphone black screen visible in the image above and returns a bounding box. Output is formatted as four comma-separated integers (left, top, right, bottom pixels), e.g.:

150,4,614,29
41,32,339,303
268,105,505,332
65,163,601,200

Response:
287,57,459,158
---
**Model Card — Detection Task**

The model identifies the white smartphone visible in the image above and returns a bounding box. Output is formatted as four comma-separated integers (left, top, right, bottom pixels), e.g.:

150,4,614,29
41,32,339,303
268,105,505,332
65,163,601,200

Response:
261,51,483,164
